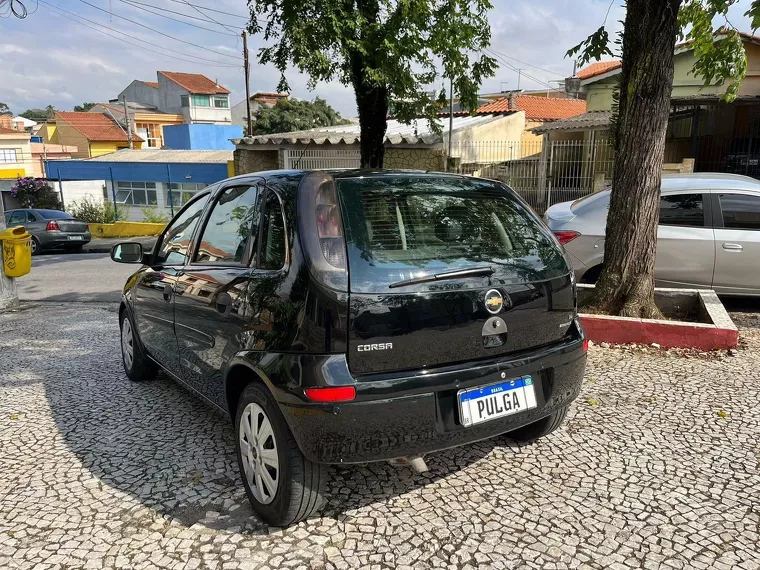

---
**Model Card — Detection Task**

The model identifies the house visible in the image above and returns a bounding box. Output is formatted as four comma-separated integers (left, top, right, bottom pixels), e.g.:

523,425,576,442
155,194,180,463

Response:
45,149,234,222
30,143,78,177
231,91,289,131
233,113,526,174
536,31,760,180
119,72,232,125
0,127,33,209
89,101,184,148
42,112,143,159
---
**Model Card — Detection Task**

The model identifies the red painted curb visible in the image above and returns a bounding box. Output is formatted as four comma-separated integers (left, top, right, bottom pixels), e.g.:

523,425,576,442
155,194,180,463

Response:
580,314,739,351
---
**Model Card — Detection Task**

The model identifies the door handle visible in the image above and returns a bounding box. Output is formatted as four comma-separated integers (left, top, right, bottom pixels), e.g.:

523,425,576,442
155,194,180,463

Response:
216,292,233,316
722,243,743,252
162,283,174,302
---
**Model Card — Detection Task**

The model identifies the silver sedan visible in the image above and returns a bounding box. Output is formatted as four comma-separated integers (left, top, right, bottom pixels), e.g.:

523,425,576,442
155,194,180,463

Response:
544,173,760,296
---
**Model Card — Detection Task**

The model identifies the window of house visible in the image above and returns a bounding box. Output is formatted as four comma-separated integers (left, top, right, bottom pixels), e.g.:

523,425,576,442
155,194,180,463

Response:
720,193,760,230
195,185,259,264
259,191,286,270
155,194,210,265
115,181,158,205
659,194,704,227
167,182,206,208
191,95,210,107
180,95,189,108
0,149,19,163
214,96,229,108
135,123,163,148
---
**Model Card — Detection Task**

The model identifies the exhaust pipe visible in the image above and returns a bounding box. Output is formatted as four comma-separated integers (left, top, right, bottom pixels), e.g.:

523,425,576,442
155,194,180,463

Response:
388,455,429,474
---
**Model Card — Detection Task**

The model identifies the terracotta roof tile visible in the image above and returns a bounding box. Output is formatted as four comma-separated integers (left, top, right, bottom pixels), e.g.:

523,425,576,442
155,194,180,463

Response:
55,112,142,142
143,81,159,88
476,95,587,121
0,126,27,135
159,71,230,94
576,60,622,80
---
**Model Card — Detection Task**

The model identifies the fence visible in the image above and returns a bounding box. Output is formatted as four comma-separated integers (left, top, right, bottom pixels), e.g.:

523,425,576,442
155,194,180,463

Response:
281,139,617,214
283,149,361,170
449,139,615,213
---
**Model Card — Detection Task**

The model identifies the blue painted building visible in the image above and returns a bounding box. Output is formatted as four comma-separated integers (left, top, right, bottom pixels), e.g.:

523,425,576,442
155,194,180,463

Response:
46,149,233,221
163,124,242,150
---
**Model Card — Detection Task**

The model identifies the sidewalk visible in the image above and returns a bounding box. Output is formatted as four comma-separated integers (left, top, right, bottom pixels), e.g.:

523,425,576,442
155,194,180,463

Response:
82,236,157,254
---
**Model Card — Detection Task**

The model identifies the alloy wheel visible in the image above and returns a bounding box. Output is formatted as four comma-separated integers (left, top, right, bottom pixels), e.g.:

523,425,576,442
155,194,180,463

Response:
239,402,280,505
121,318,134,371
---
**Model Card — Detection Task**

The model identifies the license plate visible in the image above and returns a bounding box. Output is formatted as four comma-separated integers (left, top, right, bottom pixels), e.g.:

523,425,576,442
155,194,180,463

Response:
68,235,84,240
458,376,537,427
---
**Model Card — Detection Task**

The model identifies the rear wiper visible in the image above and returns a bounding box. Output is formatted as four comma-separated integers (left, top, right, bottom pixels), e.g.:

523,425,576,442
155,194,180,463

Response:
388,266,494,289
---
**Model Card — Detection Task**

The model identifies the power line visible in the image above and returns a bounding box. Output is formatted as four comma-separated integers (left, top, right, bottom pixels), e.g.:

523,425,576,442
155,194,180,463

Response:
38,1,240,67
115,0,239,36
486,47,567,80
176,0,239,34
160,0,249,20
116,0,241,28
74,0,240,60
485,48,564,93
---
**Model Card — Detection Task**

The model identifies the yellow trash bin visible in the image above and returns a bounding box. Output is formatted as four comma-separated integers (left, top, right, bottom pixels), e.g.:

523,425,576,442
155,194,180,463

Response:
0,226,32,278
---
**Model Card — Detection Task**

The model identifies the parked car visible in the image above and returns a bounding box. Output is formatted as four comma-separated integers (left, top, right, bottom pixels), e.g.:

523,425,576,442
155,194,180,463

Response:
110,170,588,525
544,172,760,296
3,208,91,255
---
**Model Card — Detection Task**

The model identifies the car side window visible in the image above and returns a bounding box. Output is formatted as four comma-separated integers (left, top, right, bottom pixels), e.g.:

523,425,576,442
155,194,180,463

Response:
194,185,260,265
659,194,704,227
719,193,760,230
155,194,210,266
8,211,26,226
26,212,37,222
259,191,287,270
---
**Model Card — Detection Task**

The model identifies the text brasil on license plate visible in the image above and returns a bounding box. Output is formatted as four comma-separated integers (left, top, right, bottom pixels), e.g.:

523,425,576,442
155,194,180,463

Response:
458,376,537,427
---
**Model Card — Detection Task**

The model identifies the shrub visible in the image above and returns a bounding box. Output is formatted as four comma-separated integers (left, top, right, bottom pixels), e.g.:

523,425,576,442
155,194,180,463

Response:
11,177,62,209
140,206,169,224
67,196,119,224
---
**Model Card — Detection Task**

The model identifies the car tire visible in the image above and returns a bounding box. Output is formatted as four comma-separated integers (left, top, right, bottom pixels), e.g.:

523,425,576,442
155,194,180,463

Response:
235,383,327,526
119,310,157,382
30,237,41,256
506,406,568,443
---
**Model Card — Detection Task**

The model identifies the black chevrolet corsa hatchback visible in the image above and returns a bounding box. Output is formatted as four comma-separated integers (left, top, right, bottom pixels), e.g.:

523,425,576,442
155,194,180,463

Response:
111,170,587,526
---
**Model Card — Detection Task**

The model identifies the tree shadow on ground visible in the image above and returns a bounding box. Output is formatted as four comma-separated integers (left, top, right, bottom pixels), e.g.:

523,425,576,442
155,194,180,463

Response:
2,305,520,535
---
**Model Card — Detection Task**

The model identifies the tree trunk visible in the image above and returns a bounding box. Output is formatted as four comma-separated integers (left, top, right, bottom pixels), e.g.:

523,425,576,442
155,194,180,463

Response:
587,0,682,318
350,53,388,168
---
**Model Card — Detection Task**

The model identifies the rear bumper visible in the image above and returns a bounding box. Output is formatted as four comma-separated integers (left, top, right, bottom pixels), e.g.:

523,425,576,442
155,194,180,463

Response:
279,336,587,464
38,232,92,248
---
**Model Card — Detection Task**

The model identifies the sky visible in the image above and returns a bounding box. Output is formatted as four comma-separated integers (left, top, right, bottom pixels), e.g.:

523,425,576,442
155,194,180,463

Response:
0,0,757,118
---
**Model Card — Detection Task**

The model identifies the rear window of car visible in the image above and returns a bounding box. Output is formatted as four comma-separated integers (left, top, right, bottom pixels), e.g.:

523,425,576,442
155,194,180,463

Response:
337,176,568,292
36,210,72,219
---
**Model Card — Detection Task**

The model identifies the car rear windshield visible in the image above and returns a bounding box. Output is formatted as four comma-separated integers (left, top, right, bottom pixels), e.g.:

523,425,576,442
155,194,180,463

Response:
337,176,568,292
36,210,72,219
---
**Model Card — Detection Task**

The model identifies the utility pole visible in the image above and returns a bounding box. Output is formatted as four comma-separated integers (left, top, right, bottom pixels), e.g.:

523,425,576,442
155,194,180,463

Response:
122,94,133,149
516,69,522,91
0,197,18,311
447,77,454,172
242,30,253,136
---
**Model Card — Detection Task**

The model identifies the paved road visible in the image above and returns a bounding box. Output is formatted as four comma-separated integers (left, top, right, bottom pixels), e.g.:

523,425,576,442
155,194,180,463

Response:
17,252,135,303
1,303,759,569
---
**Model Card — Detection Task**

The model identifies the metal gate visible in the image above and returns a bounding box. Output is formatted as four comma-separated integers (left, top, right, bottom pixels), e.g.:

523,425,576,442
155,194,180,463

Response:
283,149,360,170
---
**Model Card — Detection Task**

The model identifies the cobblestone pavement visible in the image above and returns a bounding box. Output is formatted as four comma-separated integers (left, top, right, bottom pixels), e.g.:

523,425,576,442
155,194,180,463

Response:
1,302,759,570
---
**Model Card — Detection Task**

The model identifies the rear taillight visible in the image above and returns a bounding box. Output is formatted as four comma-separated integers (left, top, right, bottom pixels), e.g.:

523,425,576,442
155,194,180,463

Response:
305,386,356,403
46,220,60,231
298,173,348,291
316,183,346,269
553,230,580,245
583,339,589,353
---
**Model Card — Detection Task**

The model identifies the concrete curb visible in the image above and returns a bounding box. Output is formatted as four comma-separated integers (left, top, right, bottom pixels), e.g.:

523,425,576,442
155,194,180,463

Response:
578,285,739,350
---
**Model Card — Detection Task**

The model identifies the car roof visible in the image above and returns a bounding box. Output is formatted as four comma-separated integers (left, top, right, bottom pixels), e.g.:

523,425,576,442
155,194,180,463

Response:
661,173,760,193
225,169,481,184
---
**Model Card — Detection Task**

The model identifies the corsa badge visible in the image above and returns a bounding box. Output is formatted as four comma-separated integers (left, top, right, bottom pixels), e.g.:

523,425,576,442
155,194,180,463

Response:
485,289,503,314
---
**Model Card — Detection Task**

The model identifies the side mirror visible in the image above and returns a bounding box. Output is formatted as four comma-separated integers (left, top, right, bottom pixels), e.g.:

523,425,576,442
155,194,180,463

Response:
111,242,144,264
